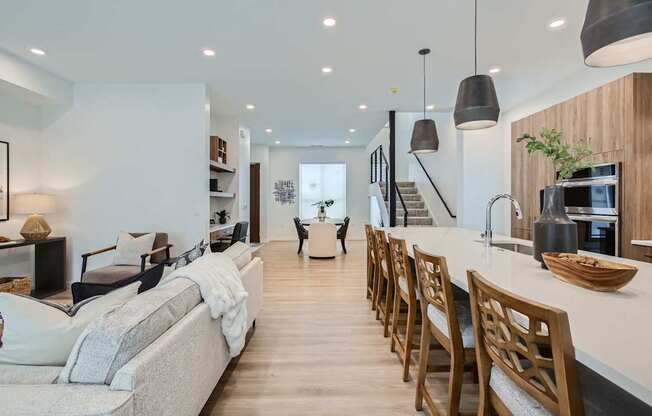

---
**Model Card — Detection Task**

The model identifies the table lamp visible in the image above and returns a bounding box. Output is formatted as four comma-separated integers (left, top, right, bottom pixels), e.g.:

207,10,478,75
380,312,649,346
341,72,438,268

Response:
13,193,56,241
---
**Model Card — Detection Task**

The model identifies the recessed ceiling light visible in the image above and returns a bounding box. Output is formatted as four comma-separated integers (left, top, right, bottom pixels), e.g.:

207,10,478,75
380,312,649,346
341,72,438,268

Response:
426,105,435,111
359,104,368,110
548,18,567,31
349,128,356,133
30,48,46,56
321,66,333,74
265,128,273,133
202,48,216,57
274,140,281,145
323,17,337,27
246,104,255,110
345,140,351,144
489,67,502,74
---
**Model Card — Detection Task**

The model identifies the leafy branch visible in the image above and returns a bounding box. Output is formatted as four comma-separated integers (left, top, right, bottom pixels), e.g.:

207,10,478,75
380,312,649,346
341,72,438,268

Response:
516,128,593,180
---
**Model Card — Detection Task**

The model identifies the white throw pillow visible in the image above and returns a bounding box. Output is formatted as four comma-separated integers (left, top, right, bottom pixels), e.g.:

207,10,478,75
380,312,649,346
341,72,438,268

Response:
223,242,252,270
113,232,156,266
0,282,141,366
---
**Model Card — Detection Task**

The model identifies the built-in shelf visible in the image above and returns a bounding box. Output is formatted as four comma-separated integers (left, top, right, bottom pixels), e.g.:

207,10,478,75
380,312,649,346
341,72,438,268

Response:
209,160,236,173
210,191,236,199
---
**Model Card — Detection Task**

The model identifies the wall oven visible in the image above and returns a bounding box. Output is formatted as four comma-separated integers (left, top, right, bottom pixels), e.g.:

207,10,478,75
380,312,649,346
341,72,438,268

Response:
542,163,621,256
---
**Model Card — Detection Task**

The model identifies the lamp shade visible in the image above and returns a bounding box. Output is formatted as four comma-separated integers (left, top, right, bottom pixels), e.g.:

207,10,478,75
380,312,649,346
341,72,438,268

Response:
454,75,500,130
13,193,56,215
410,119,439,154
582,0,652,67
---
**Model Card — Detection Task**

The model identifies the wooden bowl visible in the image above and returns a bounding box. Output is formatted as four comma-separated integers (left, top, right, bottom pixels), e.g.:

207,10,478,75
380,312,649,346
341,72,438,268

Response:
542,253,638,292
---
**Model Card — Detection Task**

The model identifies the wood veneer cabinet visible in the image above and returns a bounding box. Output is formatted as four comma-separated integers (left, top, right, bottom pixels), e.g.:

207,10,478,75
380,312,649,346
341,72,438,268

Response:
511,73,652,261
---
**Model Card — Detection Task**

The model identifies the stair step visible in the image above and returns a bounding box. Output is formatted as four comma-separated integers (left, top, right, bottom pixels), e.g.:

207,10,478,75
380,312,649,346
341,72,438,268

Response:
387,200,424,209
407,217,433,226
396,209,430,217
381,192,421,201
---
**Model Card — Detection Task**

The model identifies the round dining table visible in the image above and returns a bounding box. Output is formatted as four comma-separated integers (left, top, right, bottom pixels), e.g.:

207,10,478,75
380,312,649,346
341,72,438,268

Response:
301,218,345,226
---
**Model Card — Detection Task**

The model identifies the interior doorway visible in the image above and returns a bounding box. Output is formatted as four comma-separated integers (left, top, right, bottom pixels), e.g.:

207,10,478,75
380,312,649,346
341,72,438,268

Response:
249,163,261,243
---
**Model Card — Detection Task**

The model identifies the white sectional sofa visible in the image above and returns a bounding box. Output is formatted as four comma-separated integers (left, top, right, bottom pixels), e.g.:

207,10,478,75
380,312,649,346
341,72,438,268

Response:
0,246,263,416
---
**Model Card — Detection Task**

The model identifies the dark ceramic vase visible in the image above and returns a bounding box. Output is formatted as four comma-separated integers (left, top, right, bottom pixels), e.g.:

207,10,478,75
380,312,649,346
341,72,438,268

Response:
533,185,578,267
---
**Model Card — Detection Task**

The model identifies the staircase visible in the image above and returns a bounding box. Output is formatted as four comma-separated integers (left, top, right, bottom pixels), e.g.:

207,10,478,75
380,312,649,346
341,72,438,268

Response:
380,182,434,226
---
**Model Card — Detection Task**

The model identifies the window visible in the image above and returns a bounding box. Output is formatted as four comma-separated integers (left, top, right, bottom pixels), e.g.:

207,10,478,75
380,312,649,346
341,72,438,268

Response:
299,162,346,219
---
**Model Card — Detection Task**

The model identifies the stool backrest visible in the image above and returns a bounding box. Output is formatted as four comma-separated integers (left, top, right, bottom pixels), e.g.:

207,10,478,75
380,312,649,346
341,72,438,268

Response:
388,235,417,303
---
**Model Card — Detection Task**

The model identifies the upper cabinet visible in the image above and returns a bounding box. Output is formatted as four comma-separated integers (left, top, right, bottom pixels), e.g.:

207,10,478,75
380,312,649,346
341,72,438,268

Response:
511,73,652,261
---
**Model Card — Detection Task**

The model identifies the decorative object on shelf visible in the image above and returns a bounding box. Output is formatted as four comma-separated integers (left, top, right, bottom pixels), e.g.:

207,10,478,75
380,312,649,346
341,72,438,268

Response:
13,193,56,241
409,49,439,154
0,141,8,222
210,136,228,165
210,179,219,192
273,179,296,205
543,252,638,292
0,276,31,295
517,129,593,266
581,0,652,67
454,0,500,130
216,210,230,225
312,199,334,222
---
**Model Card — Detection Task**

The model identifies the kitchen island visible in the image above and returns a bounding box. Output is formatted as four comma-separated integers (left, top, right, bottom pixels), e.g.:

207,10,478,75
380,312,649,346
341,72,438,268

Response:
386,227,652,413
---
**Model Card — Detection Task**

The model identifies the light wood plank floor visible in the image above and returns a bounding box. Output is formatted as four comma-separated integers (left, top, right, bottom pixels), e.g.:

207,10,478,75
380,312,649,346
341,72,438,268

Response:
201,240,478,415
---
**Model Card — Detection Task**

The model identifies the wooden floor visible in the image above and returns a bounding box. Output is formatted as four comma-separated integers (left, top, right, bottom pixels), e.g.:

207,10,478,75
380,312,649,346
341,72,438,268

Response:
201,240,478,415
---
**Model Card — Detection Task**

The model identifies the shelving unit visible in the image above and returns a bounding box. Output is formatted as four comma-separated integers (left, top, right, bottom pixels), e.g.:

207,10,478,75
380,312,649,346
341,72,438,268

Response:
210,191,236,199
209,160,236,173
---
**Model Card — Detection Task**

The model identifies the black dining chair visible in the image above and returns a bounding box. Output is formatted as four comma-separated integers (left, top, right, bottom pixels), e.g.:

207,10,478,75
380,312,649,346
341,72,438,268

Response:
337,217,351,254
293,217,309,254
211,221,249,252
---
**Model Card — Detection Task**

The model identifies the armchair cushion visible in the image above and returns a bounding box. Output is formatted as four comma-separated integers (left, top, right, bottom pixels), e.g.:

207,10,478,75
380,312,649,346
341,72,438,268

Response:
82,265,151,285
72,263,165,303
113,232,156,266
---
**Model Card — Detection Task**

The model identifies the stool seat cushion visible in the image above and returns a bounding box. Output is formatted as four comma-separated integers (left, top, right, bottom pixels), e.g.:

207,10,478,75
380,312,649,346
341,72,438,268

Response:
398,277,420,300
490,365,553,416
427,300,475,347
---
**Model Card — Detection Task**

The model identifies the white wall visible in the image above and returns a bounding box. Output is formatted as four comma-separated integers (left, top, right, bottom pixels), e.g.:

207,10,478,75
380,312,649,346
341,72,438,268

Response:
41,83,210,282
251,144,270,242
268,146,369,241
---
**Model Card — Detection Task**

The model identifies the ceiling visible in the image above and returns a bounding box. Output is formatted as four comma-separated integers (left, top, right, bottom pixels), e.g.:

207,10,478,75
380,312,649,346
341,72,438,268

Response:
0,0,590,146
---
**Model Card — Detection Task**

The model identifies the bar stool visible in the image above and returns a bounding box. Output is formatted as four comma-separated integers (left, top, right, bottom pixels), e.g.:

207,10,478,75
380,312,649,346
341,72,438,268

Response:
466,270,584,416
388,234,420,382
413,245,477,416
373,229,394,338
364,225,378,307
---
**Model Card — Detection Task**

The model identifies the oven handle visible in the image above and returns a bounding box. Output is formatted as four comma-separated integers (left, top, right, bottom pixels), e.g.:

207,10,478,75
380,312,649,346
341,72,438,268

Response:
568,214,619,223
559,177,618,187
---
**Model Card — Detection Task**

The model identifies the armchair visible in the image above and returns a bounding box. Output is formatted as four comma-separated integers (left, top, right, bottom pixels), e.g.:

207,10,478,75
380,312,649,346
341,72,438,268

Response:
81,232,172,285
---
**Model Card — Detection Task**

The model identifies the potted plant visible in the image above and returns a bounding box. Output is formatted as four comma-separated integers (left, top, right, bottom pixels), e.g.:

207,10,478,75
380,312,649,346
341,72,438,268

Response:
312,199,335,222
517,128,592,266
216,210,230,225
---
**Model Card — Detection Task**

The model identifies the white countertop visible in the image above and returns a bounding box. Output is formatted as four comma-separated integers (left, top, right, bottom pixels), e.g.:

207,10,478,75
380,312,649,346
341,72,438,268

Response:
209,223,235,233
386,227,652,406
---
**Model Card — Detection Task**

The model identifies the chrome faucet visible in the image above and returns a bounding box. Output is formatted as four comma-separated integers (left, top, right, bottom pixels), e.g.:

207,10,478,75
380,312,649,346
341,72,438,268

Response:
483,194,523,247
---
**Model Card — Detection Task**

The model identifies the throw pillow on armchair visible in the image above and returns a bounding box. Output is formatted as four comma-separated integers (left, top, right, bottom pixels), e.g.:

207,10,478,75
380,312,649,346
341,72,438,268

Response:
71,263,165,304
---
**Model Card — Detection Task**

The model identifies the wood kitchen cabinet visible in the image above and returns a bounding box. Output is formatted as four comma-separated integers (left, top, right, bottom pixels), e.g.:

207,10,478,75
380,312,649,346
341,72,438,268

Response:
511,73,652,261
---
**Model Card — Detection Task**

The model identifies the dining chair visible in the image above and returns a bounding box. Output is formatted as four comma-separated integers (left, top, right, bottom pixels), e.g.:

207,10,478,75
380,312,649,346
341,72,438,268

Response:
373,229,394,338
388,235,420,382
413,245,477,416
467,270,584,416
337,216,351,254
364,224,378,307
293,217,309,254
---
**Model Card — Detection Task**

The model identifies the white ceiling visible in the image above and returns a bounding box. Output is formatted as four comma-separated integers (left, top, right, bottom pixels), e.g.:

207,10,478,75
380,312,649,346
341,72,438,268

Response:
0,0,589,146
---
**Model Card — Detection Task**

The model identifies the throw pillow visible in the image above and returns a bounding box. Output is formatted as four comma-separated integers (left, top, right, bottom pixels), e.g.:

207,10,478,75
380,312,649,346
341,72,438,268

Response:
0,282,140,366
173,240,207,270
113,232,156,266
71,263,165,303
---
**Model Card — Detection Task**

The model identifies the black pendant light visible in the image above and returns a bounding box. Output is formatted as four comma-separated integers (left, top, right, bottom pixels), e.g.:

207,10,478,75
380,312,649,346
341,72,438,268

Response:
454,0,500,130
582,0,652,67
410,49,439,154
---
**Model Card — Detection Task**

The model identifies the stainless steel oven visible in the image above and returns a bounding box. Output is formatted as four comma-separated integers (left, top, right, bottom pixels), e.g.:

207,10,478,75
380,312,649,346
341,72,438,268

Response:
568,214,619,256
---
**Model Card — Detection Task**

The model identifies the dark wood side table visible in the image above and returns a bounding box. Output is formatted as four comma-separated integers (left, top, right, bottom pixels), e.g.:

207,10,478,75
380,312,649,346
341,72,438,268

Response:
0,237,66,298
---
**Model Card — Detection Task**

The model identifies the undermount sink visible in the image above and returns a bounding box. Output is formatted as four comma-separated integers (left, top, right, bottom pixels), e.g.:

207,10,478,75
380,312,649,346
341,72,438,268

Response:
490,242,534,256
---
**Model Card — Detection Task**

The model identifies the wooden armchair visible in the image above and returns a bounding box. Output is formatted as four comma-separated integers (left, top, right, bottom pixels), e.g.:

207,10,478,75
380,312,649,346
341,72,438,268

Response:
81,232,172,285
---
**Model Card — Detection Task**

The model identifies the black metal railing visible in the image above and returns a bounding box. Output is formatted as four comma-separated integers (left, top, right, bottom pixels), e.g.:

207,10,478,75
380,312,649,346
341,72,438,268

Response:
370,145,408,227
412,153,457,219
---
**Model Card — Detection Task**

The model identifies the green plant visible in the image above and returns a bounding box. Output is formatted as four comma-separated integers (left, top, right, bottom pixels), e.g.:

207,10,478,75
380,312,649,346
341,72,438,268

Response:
516,128,593,180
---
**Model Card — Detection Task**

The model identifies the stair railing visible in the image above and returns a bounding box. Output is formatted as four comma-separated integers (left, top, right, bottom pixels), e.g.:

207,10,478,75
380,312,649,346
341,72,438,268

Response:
412,153,457,219
370,145,408,227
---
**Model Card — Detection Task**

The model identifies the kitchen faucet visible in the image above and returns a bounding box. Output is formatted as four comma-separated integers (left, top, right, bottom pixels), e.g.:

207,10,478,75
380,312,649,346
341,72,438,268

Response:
483,194,523,247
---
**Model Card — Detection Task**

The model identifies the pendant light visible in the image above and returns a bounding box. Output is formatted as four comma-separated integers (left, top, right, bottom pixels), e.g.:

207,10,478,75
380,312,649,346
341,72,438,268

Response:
410,49,439,154
582,0,652,67
454,0,500,130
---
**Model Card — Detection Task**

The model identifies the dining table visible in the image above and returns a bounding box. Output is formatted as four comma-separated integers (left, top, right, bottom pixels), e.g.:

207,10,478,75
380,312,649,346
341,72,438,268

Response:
301,218,345,226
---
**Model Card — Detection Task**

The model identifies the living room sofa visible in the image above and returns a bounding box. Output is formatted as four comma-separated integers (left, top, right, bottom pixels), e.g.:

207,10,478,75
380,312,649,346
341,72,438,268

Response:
0,245,264,416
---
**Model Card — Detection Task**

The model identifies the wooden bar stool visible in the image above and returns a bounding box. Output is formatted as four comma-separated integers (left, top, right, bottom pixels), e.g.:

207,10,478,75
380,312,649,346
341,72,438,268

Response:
364,224,378,307
466,270,584,416
388,234,420,382
414,245,477,416
373,229,394,338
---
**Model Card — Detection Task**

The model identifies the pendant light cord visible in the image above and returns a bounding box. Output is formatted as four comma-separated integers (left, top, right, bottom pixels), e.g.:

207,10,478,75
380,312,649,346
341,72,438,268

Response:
423,53,426,119
474,0,478,75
